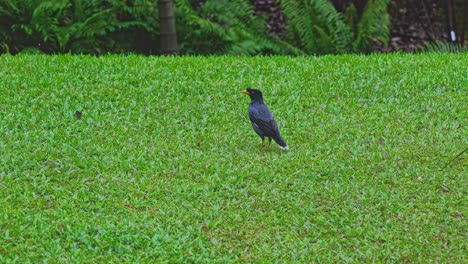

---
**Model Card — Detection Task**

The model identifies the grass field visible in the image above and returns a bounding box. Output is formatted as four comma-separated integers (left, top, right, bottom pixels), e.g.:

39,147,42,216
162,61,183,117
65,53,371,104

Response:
0,53,467,262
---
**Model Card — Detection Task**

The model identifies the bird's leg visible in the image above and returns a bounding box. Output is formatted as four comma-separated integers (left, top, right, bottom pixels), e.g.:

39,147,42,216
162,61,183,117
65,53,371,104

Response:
261,138,265,150
268,137,272,148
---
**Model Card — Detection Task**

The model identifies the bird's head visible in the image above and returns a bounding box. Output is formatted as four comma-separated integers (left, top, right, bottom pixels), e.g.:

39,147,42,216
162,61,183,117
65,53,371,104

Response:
241,88,263,102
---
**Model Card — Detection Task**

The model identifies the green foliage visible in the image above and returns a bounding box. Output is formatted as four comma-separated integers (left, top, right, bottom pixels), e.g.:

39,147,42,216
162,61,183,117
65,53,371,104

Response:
421,40,468,53
2,0,289,55
352,0,391,52
280,0,391,54
0,54,466,262
0,0,158,54
280,0,353,54
175,0,292,55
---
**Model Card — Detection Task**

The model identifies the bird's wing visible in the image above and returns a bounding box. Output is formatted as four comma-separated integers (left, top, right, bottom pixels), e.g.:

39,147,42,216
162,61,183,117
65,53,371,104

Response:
248,104,279,137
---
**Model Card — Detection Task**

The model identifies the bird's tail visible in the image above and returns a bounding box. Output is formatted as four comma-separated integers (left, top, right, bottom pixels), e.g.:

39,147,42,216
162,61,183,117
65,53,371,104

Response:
273,135,288,150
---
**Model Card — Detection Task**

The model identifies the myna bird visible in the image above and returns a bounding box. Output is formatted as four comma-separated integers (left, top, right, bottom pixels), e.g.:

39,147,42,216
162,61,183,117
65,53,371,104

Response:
241,88,288,150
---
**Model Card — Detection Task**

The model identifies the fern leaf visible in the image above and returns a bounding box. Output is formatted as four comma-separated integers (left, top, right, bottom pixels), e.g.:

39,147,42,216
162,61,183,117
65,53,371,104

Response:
280,0,352,54
353,0,391,53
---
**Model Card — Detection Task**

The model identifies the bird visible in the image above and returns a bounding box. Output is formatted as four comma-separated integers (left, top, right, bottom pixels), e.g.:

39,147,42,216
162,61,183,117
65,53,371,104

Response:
241,88,288,150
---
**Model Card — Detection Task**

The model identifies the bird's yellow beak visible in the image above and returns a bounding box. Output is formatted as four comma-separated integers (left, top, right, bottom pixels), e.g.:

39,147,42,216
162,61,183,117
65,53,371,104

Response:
241,90,250,95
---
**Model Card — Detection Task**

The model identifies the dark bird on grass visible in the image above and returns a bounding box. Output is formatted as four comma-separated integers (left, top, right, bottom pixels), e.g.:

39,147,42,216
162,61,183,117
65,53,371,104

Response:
241,88,288,150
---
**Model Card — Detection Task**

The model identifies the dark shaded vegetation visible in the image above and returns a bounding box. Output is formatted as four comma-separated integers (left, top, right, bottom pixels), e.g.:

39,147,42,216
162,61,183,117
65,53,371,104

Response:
0,0,466,55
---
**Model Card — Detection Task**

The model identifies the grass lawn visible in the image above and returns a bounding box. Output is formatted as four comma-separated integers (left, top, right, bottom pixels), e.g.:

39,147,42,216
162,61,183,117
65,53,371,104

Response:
0,53,466,262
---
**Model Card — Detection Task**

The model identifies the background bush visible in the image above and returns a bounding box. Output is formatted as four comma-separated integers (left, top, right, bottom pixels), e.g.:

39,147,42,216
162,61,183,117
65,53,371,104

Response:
175,0,292,55
0,0,158,54
0,0,465,55
280,0,391,54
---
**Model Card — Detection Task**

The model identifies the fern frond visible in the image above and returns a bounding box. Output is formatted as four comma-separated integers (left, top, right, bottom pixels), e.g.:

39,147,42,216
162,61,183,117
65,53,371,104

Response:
280,0,352,54
311,0,353,53
280,0,317,53
30,1,69,44
353,0,391,53
176,0,290,55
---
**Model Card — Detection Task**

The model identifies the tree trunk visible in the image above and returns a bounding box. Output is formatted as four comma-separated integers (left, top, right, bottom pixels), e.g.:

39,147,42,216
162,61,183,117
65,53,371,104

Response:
158,0,178,54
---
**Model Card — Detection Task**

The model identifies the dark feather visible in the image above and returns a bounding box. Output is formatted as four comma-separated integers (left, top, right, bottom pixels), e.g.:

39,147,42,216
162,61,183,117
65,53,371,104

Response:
248,103,278,137
243,88,288,149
